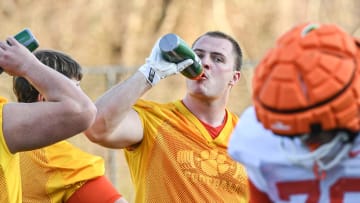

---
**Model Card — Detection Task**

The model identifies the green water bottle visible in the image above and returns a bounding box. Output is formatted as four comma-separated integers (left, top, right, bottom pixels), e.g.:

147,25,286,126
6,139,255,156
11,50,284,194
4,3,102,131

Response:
159,33,203,80
0,28,39,74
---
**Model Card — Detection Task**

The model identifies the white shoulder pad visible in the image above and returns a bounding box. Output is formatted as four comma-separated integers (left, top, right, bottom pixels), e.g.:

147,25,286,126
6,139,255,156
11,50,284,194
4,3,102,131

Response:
228,106,289,191
229,106,286,165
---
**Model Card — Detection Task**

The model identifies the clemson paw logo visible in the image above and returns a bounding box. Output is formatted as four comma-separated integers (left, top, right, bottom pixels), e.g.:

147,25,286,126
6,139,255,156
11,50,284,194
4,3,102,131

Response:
200,150,229,176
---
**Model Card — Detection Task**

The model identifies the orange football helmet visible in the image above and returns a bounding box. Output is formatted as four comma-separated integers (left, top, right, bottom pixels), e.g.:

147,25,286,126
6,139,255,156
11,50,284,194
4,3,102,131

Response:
253,23,360,136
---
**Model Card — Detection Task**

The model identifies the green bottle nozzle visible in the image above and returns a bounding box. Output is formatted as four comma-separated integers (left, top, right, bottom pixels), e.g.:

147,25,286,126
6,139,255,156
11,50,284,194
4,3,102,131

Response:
159,33,204,80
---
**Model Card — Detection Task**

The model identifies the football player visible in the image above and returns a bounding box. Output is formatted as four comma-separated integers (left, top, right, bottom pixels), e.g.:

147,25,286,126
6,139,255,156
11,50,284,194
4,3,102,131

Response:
229,23,360,202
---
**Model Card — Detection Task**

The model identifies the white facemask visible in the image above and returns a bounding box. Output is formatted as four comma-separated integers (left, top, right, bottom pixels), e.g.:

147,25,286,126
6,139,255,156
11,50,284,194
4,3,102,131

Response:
281,131,352,171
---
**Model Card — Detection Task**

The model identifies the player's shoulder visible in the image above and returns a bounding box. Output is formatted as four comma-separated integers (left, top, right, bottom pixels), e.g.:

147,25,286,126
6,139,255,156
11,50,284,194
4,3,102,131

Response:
229,106,277,148
228,106,286,166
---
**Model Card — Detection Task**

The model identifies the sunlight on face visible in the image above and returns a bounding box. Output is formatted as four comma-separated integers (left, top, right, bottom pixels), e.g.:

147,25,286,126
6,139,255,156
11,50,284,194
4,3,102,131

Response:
186,35,238,99
193,36,235,72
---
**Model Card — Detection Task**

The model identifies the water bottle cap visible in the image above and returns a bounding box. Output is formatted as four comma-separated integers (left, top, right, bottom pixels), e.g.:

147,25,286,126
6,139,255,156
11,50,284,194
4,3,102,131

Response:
159,33,180,52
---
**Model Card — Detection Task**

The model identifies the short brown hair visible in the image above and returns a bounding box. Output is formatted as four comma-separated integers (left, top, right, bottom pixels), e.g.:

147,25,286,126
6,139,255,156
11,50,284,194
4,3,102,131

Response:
192,31,242,71
13,50,83,102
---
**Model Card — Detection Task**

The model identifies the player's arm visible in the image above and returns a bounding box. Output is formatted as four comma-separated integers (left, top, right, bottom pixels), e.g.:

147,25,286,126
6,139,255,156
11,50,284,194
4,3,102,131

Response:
84,39,192,149
249,180,272,203
0,37,96,153
84,71,150,148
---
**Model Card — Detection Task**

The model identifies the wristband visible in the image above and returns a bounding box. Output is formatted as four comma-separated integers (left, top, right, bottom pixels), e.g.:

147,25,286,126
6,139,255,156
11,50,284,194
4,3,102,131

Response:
138,64,161,86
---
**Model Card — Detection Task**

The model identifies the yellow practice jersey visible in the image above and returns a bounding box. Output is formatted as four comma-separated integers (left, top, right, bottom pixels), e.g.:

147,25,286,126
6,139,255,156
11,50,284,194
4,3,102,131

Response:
0,97,22,203
20,140,105,203
126,100,249,203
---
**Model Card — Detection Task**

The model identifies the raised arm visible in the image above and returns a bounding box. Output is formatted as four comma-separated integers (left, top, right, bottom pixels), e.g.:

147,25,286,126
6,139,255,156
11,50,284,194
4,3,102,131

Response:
0,37,96,153
84,39,193,148
84,71,150,148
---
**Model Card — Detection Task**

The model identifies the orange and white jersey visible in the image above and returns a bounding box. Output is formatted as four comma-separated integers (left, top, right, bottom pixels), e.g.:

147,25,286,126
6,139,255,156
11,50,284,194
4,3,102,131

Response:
20,140,105,203
126,99,249,203
0,97,22,203
229,106,360,203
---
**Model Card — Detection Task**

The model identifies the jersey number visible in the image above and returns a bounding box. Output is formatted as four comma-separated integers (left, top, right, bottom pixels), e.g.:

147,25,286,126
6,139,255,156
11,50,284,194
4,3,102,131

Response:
277,178,360,203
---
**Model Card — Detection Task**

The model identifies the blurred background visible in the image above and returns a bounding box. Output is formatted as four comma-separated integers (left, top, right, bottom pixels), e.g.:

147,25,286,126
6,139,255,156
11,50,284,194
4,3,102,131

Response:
1,0,360,201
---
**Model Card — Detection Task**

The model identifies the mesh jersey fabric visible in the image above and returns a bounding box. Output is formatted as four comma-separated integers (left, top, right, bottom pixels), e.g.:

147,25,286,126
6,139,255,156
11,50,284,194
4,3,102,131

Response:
0,96,22,203
20,140,105,203
125,99,249,203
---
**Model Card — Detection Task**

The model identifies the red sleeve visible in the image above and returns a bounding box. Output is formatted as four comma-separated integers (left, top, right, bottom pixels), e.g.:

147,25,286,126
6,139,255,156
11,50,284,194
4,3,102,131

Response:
248,180,272,203
66,176,122,203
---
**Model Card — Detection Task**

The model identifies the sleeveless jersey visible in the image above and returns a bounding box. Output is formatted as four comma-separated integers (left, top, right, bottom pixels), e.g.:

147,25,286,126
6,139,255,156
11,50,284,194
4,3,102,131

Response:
20,140,105,203
229,106,360,203
125,99,248,203
0,97,22,203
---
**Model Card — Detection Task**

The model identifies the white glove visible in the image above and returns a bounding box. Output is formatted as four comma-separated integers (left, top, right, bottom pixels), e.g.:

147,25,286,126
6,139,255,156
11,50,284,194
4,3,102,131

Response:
139,39,194,86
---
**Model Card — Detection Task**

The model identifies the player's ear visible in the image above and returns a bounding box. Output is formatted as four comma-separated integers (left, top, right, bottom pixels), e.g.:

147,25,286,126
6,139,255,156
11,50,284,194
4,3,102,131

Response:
229,71,241,86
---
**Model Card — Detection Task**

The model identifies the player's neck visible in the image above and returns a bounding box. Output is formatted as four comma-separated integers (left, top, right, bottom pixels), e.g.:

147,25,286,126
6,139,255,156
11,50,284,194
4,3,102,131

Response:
182,97,226,126
199,112,227,139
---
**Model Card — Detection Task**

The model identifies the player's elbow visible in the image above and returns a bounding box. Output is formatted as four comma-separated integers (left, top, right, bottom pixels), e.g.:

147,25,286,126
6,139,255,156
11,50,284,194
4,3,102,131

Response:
69,101,97,132
84,128,103,143
83,118,109,144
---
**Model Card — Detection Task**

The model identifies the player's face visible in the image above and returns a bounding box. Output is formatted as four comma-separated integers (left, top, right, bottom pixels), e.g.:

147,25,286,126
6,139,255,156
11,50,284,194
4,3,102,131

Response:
186,36,240,100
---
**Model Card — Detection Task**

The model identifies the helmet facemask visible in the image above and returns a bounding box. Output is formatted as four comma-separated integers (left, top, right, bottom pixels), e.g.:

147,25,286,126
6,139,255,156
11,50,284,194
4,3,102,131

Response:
281,131,354,173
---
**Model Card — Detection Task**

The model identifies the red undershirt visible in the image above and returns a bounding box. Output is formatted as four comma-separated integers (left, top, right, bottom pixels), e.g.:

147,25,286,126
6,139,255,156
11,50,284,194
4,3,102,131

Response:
181,100,227,139
199,111,227,139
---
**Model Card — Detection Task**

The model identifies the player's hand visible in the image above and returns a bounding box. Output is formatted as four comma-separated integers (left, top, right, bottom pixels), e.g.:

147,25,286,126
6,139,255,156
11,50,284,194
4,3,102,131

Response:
138,39,193,86
0,37,38,76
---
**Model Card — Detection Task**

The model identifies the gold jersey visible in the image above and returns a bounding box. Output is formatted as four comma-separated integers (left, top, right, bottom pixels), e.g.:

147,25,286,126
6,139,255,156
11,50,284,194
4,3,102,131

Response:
126,100,249,203
0,97,22,203
20,140,105,203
